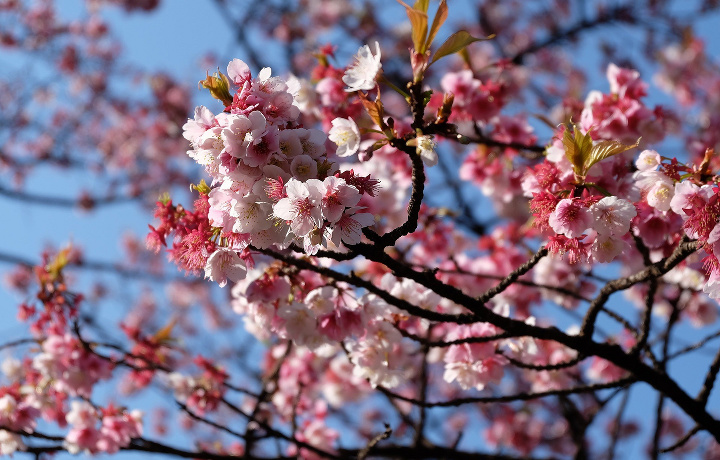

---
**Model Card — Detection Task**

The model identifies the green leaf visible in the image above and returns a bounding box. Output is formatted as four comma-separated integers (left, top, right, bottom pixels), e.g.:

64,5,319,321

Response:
584,137,641,175
422,89,434,105
430,30,494,64
424,0,447,51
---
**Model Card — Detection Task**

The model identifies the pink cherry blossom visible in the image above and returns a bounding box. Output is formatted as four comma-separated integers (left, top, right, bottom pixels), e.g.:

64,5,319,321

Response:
548,198,592,238
227,58,252,85
636,149,661,171
328,208,374,246
670,181,713,217
415,135,438,167
591,233,629,263
319,176,361,223
273,178,324,236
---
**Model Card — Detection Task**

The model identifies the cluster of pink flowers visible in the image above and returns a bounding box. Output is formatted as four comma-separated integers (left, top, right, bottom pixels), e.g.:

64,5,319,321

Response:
519,67,685,264
64,401,142,455
32,333,113,398
0,248,149,456
166,355,228,416
581,63,674,145
442,323,507,391
484,405,573,456
178,58,380,282
433,69,508,122
0,388,39,455
9,0,720,457
627,150,720,301
232,263,367,350
287,402,339,460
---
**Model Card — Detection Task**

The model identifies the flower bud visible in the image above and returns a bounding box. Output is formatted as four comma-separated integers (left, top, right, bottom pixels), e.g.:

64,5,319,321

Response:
410,49,430,83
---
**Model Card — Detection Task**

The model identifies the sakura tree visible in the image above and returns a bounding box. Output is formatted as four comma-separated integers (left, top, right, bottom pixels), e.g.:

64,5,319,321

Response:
4,0,720,459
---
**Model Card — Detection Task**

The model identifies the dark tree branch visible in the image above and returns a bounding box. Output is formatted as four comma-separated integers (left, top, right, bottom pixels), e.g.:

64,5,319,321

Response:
606,388,631,460
580,239,697,339
696,347,720,407
377,377,635,408
357,424,393,460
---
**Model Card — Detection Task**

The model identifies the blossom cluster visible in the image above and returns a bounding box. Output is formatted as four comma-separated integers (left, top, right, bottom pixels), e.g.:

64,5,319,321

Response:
64,401,143,455
0,257,146,457
32,333,113,398
0,390,38,455
178,58,380,284
166,355,228,416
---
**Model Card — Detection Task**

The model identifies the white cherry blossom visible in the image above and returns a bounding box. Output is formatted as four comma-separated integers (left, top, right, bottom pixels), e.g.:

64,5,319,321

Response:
343,41,382,92
204,248,247,287
328,117,360,157
590,196,636,236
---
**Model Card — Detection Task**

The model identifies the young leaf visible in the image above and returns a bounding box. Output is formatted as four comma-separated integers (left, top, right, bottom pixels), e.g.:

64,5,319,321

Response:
584,138,641,175
562,124,591,176
397,0,428,52
430,30,494,64
409,10,428,52
413,0,430,12
46,246,72,279
153,316,178,343
425,0,448,51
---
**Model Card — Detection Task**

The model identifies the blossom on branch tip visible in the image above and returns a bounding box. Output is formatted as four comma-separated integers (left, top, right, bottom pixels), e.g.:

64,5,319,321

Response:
328,208,374,246
227,58,251,85
342,41,382,92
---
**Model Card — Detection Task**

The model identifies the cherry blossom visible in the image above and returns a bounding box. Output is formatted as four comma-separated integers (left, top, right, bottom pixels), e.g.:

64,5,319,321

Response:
273,178,324,236
548,198,592,238
342,41,382,92
589,196,636,236
204,247,247,287
328,117,361,157
412,134,438,167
